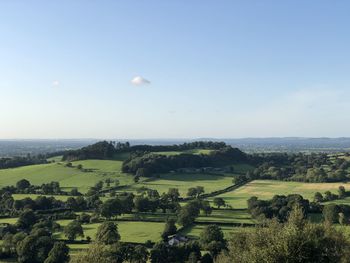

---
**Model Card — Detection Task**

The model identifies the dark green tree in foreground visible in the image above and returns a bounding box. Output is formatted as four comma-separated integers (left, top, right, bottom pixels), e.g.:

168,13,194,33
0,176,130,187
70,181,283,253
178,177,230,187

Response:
216,206,350,263
95,222,120,245
199,225,226,256
64,221,84,241
44,242,70,263
323,204,339,223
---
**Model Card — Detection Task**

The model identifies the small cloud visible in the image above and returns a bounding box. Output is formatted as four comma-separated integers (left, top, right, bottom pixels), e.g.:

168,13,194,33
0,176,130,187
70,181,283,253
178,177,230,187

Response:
131,76,151,86
52,80,60,87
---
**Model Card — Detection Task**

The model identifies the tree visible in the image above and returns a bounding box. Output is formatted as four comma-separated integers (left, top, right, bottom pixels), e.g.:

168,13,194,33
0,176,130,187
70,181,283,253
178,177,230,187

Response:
167,188,180,202
187,187,197,198
95,181,104,191
161,219,177,240
178,201,201,227
100,199,123,219
339,212,347,225
70,243,115,263
216,206,350,263
70,188,80,196
339,186,346,199
199,225,226,256
17,209,37,229
213,197,225,209
95,222,120,245
16,179,31,190
114,180,120,187
16,235,37,263
134,176,140,183
196,186,205,197
130,245,149,263
64,221,84,241
201,200,212,216
44,242,70,263
200,253,213,263
16,234,54,263
323,204,339,223
314,192,323,203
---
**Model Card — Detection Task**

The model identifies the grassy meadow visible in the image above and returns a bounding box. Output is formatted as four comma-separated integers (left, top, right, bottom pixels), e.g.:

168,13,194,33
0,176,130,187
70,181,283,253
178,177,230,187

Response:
0,160,134,193
55,220,165,244
209,180,349,208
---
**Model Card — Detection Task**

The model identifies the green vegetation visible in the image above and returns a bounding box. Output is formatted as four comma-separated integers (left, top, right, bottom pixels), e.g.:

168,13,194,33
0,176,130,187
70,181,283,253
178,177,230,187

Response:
55,220,165,243
0,160,134,193
210,180,348,208
2,141,350,262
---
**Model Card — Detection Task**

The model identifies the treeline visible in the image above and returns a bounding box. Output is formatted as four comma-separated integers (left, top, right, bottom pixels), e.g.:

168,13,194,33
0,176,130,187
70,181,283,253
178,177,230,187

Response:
122,146,247,176
247,194,315,222
0,156,47,170
247,152,350,182
62,140,227,161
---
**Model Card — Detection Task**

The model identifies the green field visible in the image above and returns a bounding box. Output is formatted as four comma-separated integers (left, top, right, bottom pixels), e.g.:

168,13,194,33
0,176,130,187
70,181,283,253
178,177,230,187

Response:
12,194,71,201
0,160,134,193
178,224,252,239
0,217,18,225
55,220,165,243
208,180,349,208
125,173,235,197
197,209,255,224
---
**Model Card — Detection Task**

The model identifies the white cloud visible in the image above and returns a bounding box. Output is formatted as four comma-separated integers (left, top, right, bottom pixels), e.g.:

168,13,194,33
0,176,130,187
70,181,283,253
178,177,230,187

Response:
131,76,150,86
52,80,60,87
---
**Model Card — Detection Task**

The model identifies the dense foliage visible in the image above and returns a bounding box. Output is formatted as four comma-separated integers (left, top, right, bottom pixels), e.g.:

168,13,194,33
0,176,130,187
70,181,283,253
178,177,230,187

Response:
217,207,350,263
247,194,316,222
0,156,47,170
122,146,247,176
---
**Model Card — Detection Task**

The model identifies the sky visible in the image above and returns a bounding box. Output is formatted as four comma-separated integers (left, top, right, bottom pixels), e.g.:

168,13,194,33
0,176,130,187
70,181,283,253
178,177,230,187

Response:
1,1,350,139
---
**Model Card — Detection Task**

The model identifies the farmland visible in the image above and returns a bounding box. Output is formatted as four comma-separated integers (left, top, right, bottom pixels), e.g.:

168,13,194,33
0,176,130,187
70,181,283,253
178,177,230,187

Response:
1,142,350,262
209,180,349,208
0,160,134,193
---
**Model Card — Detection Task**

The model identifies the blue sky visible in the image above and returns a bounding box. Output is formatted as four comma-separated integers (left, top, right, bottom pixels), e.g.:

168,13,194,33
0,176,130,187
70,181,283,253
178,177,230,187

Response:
1,1,350,139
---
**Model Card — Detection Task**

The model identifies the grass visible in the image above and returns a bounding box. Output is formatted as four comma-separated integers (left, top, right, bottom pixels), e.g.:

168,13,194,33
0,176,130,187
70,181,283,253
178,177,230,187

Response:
126,173,235,197
178,224,252,239
0,217,18,224
0,160,134,193
208,180,349,209
197,209,255,224
12,194,71,201
55,220,165,243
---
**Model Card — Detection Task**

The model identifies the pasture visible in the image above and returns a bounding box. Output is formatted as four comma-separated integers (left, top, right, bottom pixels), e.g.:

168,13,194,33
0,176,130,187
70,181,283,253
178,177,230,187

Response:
125,173,235,197
55,220,165,243
178,224,252,239
208,180,349,208
0,160,134,193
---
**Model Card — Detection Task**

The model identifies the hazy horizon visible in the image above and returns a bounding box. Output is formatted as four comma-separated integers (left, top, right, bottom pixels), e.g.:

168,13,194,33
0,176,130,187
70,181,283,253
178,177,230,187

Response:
1,1,350,138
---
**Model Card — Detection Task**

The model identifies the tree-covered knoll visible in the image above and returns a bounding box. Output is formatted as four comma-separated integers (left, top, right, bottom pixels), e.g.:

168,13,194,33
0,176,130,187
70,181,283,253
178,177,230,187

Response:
122,146,247,176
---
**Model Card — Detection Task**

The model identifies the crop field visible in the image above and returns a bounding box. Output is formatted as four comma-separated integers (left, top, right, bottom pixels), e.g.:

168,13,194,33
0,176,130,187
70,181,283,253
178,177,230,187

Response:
208,180,349,209
55,220,165,243
0,160,134,193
